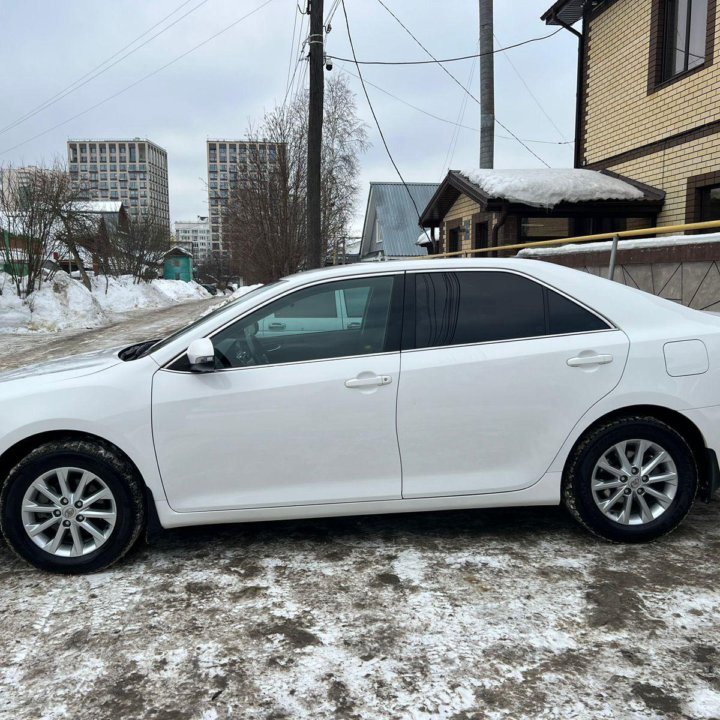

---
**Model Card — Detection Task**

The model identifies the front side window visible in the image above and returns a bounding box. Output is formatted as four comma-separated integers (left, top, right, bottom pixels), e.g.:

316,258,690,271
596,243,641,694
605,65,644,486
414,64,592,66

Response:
663,0,709,79
412,271,608,350
209,276,399,369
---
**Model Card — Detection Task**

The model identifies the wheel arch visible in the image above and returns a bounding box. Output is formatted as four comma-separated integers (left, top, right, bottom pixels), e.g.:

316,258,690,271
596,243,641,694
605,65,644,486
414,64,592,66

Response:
565,404,711,498
0,430,158,504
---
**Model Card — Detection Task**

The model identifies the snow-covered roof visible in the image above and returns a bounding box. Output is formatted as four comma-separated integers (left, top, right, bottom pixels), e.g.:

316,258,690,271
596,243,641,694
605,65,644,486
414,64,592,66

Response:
70,201,124,214
456,169,645,209
163,245,193,257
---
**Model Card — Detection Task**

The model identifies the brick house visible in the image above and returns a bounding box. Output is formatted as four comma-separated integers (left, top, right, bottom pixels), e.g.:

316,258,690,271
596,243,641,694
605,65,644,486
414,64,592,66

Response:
542,0,720,228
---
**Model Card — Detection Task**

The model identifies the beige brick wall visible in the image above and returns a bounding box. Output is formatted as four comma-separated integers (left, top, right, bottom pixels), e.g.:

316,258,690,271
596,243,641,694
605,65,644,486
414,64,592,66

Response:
605,134,720,225
584,0,720,165
442,195,484,252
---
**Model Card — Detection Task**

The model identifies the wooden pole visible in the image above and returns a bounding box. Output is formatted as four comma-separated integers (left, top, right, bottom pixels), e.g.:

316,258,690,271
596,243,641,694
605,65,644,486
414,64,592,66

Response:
306,0,325,268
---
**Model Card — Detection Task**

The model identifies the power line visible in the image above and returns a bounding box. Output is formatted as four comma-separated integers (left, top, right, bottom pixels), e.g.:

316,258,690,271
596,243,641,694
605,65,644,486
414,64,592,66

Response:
493,31,567,142
441,53,477,176
0,0,211,137
0,0,276,156
283,8,308,108
337,66,573,145
328,26,562,65
374,0,551,167
340,0,430,242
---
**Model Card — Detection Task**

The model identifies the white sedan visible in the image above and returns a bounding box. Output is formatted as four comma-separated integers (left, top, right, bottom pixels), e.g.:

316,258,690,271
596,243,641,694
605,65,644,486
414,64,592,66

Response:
1,259,719,573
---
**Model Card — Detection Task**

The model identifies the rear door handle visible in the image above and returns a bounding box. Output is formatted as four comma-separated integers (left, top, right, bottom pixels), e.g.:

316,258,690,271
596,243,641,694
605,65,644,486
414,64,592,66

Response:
567,354,613,367
345,375,392,388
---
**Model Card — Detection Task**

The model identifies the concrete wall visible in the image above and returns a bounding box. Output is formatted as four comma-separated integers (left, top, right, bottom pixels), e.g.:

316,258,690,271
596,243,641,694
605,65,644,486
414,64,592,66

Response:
523,241,720,311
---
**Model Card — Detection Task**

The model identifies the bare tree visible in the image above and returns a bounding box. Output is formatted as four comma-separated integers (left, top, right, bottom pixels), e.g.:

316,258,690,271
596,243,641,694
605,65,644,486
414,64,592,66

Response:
0,162,73,296
222,75,368,284
101,212,171,282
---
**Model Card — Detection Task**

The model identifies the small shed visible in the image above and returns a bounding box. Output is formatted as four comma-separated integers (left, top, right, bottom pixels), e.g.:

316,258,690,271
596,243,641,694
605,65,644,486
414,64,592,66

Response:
163,246,193,281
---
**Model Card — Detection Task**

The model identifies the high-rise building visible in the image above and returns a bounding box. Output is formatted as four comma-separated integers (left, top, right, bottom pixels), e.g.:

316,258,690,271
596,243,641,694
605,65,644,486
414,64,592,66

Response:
206,139,278,251
67,138,170,234
175,216,211,263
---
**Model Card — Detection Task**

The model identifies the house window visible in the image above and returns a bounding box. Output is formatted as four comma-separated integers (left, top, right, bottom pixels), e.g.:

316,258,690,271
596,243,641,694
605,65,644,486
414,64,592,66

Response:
699,184,720,220
663,0,709,79
447,227,460,253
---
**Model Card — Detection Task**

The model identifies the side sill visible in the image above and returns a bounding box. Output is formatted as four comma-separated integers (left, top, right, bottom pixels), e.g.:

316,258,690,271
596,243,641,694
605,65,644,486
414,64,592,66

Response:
154,472,562,530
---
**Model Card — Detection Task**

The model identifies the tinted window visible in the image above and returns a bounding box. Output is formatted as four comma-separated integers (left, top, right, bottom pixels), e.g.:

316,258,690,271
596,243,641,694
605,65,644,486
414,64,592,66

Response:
415,272,545,348
413,271,608,349
343,287,371,317
274,290,337,318
211,276,398,369
547,288,609,334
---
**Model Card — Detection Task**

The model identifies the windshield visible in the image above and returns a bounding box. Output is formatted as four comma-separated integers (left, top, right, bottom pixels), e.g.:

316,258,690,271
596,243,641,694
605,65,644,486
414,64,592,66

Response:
135,282,281,358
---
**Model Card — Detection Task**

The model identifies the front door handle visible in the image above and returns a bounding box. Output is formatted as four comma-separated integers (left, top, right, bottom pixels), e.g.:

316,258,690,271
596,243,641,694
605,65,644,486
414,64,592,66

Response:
567,354,613,367
345,375,392,388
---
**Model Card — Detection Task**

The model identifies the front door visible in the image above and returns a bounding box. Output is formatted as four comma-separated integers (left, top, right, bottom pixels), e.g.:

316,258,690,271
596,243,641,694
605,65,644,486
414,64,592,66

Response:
152,274,404,512
397,270,630,498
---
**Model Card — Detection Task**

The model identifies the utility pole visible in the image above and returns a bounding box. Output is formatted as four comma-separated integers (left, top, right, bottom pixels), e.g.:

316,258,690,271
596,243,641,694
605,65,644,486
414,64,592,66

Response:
306,0,325,269
479,0,494,168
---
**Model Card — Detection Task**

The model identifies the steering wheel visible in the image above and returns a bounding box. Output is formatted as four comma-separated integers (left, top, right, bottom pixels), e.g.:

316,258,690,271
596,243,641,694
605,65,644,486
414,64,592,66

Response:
245,331,270,365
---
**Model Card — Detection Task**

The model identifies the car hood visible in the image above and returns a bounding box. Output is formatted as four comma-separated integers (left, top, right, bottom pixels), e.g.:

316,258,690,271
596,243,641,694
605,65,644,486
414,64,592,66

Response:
0,346,124,384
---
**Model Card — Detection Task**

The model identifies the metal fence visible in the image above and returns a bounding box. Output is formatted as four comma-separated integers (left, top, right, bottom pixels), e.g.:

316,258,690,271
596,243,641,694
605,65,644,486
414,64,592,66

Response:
418,219,720,280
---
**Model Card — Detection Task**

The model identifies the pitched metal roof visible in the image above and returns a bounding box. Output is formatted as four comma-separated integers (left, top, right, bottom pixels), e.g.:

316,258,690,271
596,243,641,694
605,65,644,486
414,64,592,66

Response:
360,182,439,257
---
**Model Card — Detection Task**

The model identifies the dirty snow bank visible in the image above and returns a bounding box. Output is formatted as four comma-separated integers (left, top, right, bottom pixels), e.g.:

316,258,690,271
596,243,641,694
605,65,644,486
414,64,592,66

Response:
457,168,644,208
0,271,210,334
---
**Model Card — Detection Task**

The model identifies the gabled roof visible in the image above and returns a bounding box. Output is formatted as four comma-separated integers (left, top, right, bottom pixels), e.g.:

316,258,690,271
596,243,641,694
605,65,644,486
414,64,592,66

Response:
163,246,193,258
360,182,439,257
420,169,665,225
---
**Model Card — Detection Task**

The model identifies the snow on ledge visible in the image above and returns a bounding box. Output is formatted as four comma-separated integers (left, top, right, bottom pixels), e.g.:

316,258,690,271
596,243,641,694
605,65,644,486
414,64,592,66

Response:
517,232,720,257
457,168,644,209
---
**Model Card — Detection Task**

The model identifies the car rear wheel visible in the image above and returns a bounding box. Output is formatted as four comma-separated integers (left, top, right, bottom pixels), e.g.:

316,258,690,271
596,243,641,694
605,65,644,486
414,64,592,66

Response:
0,439,145,573
563,416,698,542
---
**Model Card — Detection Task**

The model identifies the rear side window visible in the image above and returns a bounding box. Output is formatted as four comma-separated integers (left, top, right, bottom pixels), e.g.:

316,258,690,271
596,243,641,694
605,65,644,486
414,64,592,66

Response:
547,287,609,334
413,271,609,349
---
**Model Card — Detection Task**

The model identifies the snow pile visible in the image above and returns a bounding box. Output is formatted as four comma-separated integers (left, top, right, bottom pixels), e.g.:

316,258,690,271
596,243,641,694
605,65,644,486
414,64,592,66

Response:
89,275,210,313
517,231,720,257
457,168,645,208
0,271,211,334
203,283,263,315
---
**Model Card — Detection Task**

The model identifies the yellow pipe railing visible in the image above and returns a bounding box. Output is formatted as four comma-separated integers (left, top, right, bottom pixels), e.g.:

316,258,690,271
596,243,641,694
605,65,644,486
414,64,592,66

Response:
419,219,720,259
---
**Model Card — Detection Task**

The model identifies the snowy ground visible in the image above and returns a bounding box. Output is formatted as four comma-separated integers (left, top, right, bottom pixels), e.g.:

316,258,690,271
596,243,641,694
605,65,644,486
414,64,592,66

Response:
1,304,720,719
0,271,211,334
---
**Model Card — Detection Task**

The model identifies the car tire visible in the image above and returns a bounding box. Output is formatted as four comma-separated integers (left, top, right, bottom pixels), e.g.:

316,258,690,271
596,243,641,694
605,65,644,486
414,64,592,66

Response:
0,438,145,573
563,416,698,543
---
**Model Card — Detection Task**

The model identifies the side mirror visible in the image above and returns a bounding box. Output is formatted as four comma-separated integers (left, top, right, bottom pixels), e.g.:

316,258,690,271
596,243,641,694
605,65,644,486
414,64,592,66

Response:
187,338,216,373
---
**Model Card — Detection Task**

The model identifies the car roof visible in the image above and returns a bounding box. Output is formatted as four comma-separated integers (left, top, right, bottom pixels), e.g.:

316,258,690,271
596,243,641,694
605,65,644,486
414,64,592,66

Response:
149,258,720,366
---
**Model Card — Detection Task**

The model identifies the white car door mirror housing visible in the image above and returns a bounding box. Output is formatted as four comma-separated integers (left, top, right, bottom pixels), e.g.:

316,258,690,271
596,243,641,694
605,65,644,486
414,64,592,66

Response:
186,338,216,373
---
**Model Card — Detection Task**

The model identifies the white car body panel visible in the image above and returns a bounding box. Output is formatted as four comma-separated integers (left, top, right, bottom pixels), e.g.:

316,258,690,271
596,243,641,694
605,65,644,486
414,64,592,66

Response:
2,258,720,532
152,353,402,512
397,330,630,498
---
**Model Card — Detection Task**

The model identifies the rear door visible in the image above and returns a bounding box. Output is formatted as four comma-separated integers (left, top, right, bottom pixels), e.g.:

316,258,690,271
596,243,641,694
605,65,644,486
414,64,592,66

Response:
397,270,629,498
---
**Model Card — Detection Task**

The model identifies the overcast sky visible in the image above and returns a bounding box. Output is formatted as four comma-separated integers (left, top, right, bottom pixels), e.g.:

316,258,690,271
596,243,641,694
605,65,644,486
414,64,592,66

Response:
0,0,579,234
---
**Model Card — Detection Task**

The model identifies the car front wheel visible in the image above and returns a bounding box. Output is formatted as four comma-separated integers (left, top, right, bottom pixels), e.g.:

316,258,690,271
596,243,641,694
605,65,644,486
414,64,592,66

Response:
563,416,698,542
0,439,145,573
